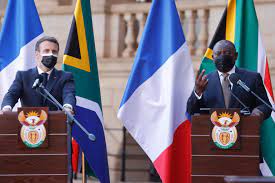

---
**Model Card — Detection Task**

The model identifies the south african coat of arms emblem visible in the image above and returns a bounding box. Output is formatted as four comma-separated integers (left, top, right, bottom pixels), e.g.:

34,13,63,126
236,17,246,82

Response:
210,111,240,149
18,110,48,148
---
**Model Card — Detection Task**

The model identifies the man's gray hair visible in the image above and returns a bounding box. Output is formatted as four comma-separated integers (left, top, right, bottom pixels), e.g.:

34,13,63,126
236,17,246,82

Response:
35,36,59,51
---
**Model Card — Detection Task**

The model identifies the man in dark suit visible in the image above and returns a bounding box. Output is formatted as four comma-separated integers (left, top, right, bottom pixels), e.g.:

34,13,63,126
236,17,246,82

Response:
1,36,76,111
187,40,272,120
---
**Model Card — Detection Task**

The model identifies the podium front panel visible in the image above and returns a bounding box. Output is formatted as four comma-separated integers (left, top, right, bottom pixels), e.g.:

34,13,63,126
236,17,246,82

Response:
192,114,260,183
0,111,67,183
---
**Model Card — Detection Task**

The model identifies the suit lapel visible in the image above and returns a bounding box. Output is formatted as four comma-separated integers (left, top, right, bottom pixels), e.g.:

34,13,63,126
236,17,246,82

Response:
31,68,44,105
43,68,58,105
31,67,39,76
229,67,242,108
229,84,238,108
46,68,58,92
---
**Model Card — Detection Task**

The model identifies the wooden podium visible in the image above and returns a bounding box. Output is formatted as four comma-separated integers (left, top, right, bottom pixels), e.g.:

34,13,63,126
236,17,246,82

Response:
0,111,68,182
192,112,261,183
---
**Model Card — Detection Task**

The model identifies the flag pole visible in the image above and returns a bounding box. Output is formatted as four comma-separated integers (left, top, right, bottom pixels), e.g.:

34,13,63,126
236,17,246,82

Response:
82,153,87,183
120,127,126,181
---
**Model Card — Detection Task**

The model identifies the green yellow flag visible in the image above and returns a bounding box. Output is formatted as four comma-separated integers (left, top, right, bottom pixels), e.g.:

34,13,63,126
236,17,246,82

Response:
63,0,110,182
199,0,275,176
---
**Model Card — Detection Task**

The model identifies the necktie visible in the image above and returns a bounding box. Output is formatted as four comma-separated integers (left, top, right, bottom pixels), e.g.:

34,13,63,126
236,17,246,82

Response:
221,73,230,108
41,73,48,87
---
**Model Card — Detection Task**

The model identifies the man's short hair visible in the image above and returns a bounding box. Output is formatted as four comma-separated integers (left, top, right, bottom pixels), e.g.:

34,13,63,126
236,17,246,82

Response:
35,36,59,51
214,40,237,52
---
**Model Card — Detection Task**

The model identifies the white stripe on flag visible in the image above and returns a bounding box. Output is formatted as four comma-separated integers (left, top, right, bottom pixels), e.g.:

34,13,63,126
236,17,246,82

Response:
118,43,194,161
257,32,266,78
260,158,273,176
257,30,275,176
0,34,43,103
76,96,104,124
257,31,275,121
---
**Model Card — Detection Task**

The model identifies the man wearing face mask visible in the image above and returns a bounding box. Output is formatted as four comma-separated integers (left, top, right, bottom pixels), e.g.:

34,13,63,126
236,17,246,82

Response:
1,36,76,112
187,40,271,120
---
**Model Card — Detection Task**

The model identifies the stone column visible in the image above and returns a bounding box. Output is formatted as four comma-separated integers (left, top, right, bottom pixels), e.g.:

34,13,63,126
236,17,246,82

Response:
0,14,3,31
196,9,209,56
136,12,146,46
91,0,113,58
122,13,136,57
185,10,196,55
0,0,7,10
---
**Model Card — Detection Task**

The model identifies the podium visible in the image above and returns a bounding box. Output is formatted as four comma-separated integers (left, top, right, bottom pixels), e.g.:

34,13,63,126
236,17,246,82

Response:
192,112,261,183
0,111,68,182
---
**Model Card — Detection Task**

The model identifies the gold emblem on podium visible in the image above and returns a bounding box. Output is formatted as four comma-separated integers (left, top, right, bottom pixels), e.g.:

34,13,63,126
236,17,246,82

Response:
18,110,47,148
210,111,240,149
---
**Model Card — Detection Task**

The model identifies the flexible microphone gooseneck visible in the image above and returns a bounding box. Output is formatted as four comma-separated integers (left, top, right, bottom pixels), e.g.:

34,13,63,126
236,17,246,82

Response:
229,73,275,112
32,79,96,141
227,83,251,115
35,88,61,110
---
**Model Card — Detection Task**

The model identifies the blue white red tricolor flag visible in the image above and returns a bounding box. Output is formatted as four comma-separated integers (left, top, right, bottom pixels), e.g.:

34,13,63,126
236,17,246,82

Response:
117,0,194,182
0,0,43,103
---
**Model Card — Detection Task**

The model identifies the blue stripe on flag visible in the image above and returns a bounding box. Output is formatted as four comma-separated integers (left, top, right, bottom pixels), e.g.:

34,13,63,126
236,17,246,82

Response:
73,106,110,183
0,0,43,71
120,0,185,107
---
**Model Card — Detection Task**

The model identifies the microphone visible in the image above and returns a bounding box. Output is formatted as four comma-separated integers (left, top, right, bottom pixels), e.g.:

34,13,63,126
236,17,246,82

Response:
229,73,275,112
228,73,250,92
32,75,43,89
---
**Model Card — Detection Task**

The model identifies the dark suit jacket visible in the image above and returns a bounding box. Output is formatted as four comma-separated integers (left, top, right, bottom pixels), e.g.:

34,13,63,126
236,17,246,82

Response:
1,67,76,111
187,67,272,119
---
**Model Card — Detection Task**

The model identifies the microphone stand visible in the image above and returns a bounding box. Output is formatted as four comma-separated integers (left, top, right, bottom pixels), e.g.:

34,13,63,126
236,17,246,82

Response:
228,85,251,115
35,89,60,110
250,90,275,112
237,82,275,112
36,84,96,183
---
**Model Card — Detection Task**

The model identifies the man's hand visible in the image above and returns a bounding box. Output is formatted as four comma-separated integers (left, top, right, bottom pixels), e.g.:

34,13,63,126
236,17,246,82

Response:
2,106,12,112
195,69,208,96
251,108,264,121
63,104,74,115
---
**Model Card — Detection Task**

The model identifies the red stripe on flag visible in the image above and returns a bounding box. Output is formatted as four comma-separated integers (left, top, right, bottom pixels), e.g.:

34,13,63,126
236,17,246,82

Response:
264,58,274,100
154,120,191,183
72,138,79,173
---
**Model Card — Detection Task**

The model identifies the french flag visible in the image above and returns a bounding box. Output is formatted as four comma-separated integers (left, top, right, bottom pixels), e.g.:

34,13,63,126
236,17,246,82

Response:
0,0,43,103
117,0,194,182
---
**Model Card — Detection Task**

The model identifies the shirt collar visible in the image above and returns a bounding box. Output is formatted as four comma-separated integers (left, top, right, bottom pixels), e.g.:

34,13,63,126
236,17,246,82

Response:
37,66,53,76
217,66,236,78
